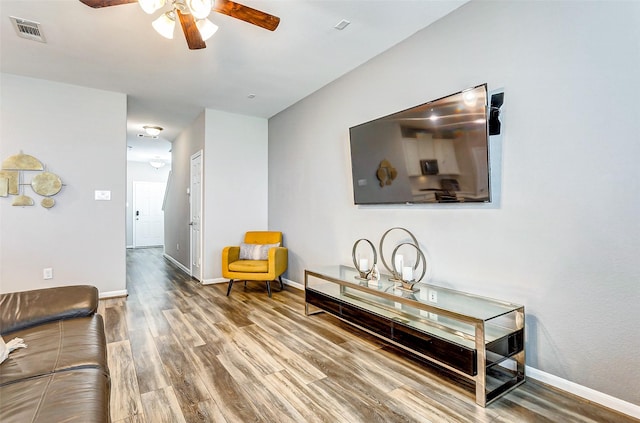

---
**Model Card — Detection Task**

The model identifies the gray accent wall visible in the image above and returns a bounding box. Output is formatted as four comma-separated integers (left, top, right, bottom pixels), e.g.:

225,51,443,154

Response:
268,1,640,405
163,112,205,271
0,74,127,295
162,109,268,281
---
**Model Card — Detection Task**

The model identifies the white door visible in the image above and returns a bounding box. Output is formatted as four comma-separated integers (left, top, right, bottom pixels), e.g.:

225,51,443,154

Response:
190,151,203,280
133,181,166,247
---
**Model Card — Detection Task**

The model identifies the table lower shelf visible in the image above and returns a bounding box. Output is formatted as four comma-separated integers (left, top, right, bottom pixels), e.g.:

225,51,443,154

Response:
305,287,525,406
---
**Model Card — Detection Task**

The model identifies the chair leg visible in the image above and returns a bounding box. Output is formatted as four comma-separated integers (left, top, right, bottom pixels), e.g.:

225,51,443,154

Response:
278,276,284,291
226,279,234,296
266,280,272,297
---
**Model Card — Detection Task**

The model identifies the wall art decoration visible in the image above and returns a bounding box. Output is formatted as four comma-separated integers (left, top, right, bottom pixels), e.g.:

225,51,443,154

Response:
1,151,64,208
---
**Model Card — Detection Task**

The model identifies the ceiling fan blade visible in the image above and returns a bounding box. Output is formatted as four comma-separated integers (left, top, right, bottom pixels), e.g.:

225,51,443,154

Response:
177,9,206,50
79,0,137,8
213,0,280,31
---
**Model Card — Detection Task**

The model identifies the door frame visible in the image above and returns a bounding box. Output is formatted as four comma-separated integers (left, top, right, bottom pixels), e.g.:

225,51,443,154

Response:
190,150,203,281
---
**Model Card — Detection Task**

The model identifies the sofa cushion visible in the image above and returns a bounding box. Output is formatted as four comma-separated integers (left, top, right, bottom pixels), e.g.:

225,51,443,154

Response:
0,285,98,335
0,368,110,423
229,259,269,273
0,314,108,386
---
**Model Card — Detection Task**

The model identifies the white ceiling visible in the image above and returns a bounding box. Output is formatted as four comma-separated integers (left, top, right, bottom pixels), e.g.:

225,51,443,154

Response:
1,0,467,163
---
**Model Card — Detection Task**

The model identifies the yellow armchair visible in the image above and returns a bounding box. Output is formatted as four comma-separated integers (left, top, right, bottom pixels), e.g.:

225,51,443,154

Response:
222,231,288,297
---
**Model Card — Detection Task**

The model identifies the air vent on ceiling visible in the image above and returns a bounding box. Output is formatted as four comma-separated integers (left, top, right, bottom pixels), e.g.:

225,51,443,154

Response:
10,16,46,43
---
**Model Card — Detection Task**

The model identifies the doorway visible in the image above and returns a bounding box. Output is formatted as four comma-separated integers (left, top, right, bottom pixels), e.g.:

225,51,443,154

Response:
132,181,166,247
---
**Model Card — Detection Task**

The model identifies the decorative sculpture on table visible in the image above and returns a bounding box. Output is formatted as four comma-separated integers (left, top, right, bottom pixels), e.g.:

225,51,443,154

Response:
351,238,377,280
391,242,427,292
351,227,428,291
1,152,64,208
378,227,427,291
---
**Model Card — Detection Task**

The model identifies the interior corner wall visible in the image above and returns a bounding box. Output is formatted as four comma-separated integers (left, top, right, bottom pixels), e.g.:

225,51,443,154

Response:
202,109,268,282
163,112,205,270
126,161,170,247
0,73,127,295
268,1,640,406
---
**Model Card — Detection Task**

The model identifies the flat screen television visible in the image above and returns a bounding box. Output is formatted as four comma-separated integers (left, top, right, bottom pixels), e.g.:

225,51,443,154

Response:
349,84,490,204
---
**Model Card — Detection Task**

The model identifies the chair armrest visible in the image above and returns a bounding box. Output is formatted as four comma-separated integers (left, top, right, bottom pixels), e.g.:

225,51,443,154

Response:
222,246,240,267
0,285,99,335
268,247,288,278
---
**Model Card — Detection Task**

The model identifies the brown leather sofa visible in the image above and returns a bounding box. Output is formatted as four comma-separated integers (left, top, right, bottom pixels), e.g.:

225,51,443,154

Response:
0,285,110,423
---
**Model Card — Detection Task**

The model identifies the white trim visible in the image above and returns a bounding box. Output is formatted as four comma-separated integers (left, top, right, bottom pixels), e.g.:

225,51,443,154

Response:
283,277,303,291
163,253,190,275
202,277,227,285
99,289,128,299
526,366,640,419
189,150,203,281
126,245,134,249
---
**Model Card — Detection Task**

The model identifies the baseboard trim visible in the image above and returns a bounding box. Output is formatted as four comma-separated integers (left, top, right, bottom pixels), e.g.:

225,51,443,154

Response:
163,253,190,275
202,278,227,285
526,366,640,419
283,277,303,290
99,289,128,299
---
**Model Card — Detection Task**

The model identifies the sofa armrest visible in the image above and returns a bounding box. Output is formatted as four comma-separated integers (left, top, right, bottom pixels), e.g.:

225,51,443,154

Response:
0,285,99,335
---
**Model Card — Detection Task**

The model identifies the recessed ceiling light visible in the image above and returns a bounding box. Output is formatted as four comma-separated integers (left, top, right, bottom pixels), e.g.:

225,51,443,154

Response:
334,19,350,30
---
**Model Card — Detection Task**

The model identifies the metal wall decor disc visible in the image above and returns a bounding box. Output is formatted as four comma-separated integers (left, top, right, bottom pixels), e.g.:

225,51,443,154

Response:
31,172,62,196
41,198,55,208
2,153,44,170
12,195,34,206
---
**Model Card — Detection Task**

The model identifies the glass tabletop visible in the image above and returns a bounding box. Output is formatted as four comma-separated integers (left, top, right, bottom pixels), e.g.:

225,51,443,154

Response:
306,265,523,322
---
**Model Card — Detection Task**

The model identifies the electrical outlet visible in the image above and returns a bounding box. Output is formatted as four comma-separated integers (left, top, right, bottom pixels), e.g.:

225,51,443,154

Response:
176,243,180,251
43,268,53,280
428,289,438,303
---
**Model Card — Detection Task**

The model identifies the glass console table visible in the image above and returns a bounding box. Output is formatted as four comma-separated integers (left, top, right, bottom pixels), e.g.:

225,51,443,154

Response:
305,265,525,407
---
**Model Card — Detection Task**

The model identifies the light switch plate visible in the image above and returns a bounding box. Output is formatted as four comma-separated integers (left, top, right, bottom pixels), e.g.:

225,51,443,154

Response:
95,190,111,201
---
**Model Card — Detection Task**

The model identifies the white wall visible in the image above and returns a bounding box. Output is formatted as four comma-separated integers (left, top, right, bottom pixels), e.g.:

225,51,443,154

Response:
126,161,170,247
202,109,268,282
0,74,127,296
269,1,640,407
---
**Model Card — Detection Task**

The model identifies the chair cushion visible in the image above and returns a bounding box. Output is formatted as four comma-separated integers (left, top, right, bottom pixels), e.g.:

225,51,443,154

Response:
228,260,269,273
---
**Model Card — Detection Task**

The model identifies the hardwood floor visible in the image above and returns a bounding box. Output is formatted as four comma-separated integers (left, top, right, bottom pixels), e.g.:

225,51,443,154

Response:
98,247,636,423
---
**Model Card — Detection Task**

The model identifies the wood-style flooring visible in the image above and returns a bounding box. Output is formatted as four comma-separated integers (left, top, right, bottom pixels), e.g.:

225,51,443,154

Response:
98,247,637,423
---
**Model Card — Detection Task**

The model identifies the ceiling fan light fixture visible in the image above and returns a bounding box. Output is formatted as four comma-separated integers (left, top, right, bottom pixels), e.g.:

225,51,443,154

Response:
143,125,164,136
152,12,175,39
139,0,166,14
196,18,218,41
187,0,213,20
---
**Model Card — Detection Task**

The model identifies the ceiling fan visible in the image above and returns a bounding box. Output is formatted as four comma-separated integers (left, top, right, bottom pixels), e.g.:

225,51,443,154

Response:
79,0,280,50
